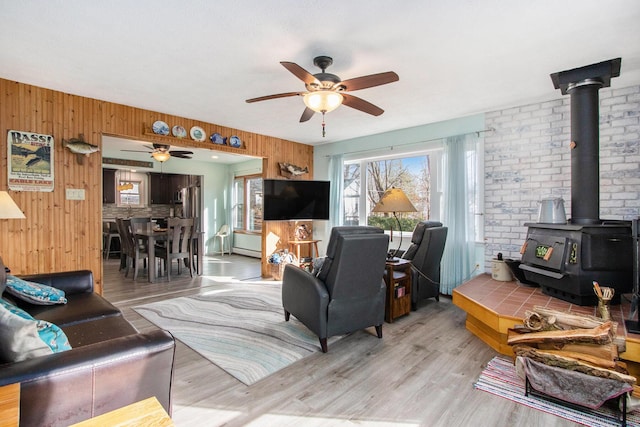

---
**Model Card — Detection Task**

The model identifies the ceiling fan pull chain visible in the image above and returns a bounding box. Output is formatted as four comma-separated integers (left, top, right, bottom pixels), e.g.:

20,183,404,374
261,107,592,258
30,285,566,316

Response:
322,112,326,137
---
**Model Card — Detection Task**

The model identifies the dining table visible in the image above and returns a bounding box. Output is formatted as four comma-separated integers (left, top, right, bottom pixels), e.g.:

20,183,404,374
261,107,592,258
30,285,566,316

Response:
134,228,204,283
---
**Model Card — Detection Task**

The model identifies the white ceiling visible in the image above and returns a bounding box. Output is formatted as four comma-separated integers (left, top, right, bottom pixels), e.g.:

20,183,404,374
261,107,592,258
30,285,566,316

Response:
2,0,640,150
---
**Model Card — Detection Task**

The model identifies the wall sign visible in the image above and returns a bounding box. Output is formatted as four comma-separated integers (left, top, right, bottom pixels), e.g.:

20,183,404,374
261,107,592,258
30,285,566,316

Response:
103,157,153,168
7,130,54,192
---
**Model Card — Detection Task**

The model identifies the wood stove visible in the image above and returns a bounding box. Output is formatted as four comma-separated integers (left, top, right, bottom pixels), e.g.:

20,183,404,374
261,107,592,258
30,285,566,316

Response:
520,58,634,306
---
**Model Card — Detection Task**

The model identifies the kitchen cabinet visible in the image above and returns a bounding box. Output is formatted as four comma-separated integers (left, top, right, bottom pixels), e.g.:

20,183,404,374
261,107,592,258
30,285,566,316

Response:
103,168,116,203
149,173,197,205
149,173,175,205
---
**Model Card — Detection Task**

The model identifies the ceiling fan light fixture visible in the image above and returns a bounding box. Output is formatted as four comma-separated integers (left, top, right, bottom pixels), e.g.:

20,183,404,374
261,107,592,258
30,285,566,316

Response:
152,151,171,162
303,90,343,113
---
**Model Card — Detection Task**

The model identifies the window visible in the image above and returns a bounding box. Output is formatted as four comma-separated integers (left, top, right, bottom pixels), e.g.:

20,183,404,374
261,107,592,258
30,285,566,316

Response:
344,153,439,232
233,175,263,232
119,181,142,205
343,163,361,225
116,170,147,207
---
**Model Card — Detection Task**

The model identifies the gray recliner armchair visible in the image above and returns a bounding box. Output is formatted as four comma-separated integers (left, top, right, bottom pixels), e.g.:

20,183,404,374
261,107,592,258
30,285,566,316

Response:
282,226,389,353
400,221,448,310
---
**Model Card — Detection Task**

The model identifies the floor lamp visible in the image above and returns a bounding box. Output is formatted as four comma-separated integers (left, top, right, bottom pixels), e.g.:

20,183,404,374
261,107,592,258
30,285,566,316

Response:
372,188,417,261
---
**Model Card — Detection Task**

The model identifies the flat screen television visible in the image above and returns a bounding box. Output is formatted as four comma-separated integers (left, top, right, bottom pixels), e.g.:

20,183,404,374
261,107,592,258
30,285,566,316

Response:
263,179,330,221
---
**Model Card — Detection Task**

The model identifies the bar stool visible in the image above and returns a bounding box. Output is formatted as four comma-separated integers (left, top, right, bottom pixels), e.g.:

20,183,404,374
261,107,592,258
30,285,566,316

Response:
103,221,121,260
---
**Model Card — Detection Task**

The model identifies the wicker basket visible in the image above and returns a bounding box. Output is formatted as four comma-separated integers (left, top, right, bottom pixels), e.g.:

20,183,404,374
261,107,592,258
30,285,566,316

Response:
268,251,298,280
270,262,287,281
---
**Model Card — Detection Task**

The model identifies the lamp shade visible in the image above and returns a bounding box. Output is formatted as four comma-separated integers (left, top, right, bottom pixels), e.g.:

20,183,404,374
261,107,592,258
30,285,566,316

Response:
303,90,344,113
152,151,171,162
372,188,417,213
0,191,26,219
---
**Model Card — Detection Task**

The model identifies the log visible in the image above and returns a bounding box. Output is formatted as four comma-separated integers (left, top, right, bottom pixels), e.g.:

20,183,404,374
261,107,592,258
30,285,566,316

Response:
507,322,613,346
531,348,616,369
536,342,618,361
513,345,636,384
524,306,625,353
530,306,605,330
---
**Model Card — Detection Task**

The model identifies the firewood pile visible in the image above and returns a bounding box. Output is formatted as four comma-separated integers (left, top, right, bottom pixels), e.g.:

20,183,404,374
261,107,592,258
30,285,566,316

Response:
508,306,637,386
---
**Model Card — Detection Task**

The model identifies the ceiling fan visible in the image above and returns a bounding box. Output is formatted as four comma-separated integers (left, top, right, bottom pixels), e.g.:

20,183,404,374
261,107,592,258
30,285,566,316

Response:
246,55,399,136
121,143,193,162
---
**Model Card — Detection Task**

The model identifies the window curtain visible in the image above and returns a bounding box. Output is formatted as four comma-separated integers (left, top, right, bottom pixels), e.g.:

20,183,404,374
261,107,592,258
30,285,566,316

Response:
440,133,479,294
328,154,344,229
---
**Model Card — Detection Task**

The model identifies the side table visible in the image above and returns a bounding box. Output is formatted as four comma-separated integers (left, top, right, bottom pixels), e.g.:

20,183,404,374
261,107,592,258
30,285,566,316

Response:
384,259,412,323
288,240,320,260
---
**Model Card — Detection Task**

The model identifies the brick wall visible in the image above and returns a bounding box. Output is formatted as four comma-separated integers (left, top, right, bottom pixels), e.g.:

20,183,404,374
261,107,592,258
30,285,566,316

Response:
483,84,640,269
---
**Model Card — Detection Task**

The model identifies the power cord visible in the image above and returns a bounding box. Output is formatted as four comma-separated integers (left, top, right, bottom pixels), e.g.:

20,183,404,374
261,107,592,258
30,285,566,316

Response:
410,262,481,286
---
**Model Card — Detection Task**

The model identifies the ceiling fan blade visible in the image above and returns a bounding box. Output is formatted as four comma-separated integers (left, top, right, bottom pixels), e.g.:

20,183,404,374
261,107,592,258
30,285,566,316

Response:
280,62,320,86
246,92,302,103
342,93,385,116
171,153,192,159
337,71,399,92
299,107,315,122
169,150,194,156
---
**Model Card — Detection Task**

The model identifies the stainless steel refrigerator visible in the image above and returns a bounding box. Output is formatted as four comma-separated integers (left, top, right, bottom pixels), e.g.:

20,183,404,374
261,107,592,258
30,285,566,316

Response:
180,185,202,231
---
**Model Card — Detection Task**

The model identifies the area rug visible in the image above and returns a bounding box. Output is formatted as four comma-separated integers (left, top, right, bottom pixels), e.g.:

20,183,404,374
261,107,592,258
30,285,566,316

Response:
474,357,640,427
133,282,341,386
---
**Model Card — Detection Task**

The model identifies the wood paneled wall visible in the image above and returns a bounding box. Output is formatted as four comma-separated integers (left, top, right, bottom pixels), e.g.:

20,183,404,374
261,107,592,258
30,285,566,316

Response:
0,78,314,292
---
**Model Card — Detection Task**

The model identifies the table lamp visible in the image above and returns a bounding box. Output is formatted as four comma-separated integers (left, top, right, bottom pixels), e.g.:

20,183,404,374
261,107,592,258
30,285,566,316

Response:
372,187,417,261
0,191,25,219
0,191,25,273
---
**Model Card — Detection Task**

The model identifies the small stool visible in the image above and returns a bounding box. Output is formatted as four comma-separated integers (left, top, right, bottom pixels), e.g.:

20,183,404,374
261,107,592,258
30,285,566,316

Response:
103,221,121,260
215,225,230,256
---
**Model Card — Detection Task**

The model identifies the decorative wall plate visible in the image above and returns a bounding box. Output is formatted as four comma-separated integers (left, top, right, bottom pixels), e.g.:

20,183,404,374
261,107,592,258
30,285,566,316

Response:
190,126,206,142
229,136,242,148
172,125,187,138
210,133,227,145
152,120,170,135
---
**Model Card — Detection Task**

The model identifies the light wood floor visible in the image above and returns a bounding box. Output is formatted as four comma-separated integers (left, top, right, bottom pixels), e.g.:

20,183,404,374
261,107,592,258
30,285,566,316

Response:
103,255,580,427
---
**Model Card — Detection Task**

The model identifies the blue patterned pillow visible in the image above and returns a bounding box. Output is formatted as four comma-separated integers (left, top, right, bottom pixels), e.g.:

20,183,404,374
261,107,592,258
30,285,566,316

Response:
5,275,67,305
0,298,71,362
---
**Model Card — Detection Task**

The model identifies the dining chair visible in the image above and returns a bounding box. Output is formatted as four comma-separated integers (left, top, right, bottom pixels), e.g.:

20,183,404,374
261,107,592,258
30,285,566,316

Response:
129,217,151,234
156,217,195,281
120,218,150,280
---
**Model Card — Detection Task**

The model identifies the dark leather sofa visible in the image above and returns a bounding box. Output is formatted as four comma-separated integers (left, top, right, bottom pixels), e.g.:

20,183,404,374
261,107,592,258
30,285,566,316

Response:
0,269,176,426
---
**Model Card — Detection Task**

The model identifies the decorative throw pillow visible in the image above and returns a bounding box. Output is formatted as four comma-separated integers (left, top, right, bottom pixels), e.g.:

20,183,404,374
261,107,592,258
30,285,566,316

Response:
0,298,72,363
5,275,67,305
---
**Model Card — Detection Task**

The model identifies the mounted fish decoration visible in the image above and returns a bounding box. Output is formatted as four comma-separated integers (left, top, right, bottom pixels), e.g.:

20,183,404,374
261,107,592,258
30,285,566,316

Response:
278,162,309,178
63,134,99,165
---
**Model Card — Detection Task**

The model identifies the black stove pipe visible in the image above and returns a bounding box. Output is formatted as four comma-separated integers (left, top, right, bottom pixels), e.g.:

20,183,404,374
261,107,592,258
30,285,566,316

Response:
550,58,621,225
568,80,602,224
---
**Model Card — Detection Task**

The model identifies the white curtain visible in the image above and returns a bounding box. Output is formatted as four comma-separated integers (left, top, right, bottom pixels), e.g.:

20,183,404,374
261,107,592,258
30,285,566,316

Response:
440,133,480,294
328,154,344,229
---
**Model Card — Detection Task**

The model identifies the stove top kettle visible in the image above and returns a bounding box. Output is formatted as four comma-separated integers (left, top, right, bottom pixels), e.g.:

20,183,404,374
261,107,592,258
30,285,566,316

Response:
537,197,567,224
